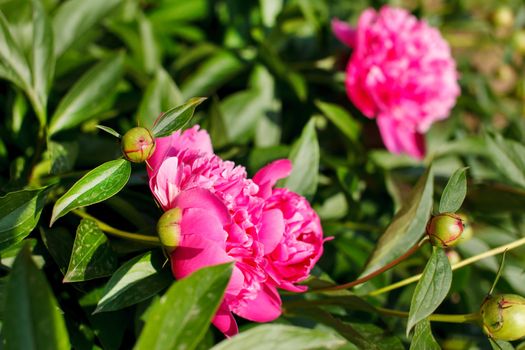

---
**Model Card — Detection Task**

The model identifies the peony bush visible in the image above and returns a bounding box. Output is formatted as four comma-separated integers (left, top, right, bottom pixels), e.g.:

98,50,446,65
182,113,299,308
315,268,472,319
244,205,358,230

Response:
1,1,525,349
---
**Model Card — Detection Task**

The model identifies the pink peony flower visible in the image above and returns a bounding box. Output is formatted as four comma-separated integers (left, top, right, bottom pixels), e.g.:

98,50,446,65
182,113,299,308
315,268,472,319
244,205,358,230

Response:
148,127,325,337
332,6,460,159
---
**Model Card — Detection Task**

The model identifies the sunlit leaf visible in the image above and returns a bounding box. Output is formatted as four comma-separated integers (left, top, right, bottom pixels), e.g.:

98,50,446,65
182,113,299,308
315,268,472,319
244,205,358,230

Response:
50,159,131,225
151,97,206,138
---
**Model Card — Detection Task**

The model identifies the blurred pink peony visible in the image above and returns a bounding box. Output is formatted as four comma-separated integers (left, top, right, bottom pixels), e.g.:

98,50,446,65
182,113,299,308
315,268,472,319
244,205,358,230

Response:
148,127,325,337
332,6,460,159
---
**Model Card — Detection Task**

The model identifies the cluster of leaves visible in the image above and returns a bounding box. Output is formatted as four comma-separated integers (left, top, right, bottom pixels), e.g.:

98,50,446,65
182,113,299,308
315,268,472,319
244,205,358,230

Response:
1,0,525,349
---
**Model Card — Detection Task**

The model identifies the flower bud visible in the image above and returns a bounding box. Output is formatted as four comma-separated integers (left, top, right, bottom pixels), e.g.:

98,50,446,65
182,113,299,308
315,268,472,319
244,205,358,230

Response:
457,213,473,243
157,208,182,253
481,294,525,341
426,213,464,248
121,127,156,163
512,30,525,55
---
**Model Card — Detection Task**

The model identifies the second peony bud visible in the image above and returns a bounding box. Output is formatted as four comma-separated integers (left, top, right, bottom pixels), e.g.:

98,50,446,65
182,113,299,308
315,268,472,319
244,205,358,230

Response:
481,294,525,341
426,213,464,248
157,208,182,253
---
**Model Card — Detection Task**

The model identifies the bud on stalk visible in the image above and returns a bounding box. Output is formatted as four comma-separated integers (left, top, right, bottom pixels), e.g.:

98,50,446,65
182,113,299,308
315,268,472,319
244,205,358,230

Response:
121,127,156,163
481,294,525,341
426,213,464,248
157,208,182,253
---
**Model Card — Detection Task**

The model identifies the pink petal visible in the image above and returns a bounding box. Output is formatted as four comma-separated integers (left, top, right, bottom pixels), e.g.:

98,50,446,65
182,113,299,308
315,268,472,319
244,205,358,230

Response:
149,157,181,210
377,115,425,160
331,18,357,48
253,159,292,199
171,235,234,280
213,302,238,337
147,135,174,177
259,209,284,255
233,284,282,322
174,188,231,226
180,208,227,246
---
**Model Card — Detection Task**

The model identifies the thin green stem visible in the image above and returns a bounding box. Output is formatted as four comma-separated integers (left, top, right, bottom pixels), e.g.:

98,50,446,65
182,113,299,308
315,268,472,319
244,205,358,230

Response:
368,236,525,297
375,307,480,323
312,237,428,292
72,210,161,245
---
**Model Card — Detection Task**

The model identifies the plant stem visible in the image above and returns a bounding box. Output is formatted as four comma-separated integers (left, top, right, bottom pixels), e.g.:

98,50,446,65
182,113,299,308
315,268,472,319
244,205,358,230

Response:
313,237,428,292
375,307,480,323
368,236,525,296
72,210,161,245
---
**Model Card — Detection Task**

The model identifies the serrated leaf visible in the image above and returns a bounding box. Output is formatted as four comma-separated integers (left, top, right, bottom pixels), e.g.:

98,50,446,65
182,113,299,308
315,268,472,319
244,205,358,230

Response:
315,100,361,142
151,97,206,138
280,119,319,199
135,263,232,350
407,248,452,335
439,167,468,213
49,54,125,135
0,188,46,251
137,68,183,129
63,219,117,282
410,320,440,350
50,159,131,225
4,244,70,350
52,0,123,57
30,0,54,123
211,324,347,350
95,250,171,313
360,166,434,277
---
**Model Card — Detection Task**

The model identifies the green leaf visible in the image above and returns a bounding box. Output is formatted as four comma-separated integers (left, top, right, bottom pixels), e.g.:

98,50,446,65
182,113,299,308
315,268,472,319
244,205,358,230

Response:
96,125,121,138
407,248,452,335
95,251,172,313
50,159,131,225
489,338,514,350
180,50,246,99
40,227,74,275
135,263,233,350
30,0,54,123
211,325,347,350
409,320,440,350
280,119,319,199
52,0,123,57
315,100,361,143
4,244,70,350
360,166,434,277
151,97,206,138
0,188,46,251
63,219,117,282
137,68,183,129
49,54,125,135
0,12,31,90
219,89,266,143
439,167,468,213
485,133,525,189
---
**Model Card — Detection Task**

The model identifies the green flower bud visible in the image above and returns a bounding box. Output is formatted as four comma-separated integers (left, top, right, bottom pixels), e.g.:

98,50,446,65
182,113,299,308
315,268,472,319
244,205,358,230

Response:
446,250,461,265
513,30,525,55
121,127,156,163
457,213,473,243
481,294,525,341
157,208,182,253
426,213,464,248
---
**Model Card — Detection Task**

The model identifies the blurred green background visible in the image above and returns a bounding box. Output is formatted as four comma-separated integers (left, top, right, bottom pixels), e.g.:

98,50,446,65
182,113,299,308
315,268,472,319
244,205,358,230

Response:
1,0,525,349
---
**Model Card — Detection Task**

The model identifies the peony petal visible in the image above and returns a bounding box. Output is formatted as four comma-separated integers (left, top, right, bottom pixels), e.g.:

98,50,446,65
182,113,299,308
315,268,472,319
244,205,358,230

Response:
171,235,234,280
377,115,425,160
180,208,227,245
174,188,231,226
212,302,238,337
259,209,284,255
147,135,174,177
253,159,292,199
331,18,357,48
234,284,282,322
149,157,181,210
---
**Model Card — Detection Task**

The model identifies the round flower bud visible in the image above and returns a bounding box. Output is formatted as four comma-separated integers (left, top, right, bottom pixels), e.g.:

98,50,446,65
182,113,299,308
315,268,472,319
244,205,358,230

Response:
157,208,182,253
121,127,156,163
426,213,464,248
481,294,525,341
